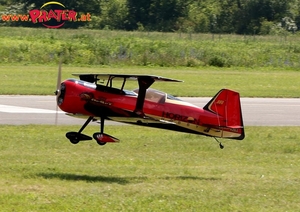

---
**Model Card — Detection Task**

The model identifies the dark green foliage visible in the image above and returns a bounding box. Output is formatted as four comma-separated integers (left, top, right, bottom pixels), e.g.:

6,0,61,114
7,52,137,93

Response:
208,55,229,67
1,0,300,34
126,0,189,31
10,0,101,14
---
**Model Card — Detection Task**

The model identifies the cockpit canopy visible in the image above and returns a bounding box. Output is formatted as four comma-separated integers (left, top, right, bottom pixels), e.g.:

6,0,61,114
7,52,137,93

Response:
133,88,166,103
133,88,182,104
70,78,182,104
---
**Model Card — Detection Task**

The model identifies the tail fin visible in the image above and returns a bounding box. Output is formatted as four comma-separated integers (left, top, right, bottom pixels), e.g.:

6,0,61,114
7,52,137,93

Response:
203,89,245,140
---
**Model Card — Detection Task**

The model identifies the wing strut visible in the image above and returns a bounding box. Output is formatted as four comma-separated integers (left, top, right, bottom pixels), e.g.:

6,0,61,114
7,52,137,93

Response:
134,77,155,116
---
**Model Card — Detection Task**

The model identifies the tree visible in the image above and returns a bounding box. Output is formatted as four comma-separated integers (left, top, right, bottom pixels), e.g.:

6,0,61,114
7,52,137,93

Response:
126,0,190,31
126,0,152,30
12,0,101,14
7,0,101,28
96,0,128,30
216,0,240,33
235,0,290,34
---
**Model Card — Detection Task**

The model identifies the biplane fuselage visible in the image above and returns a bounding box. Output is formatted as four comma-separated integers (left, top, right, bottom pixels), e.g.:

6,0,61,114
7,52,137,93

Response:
56,74,244,147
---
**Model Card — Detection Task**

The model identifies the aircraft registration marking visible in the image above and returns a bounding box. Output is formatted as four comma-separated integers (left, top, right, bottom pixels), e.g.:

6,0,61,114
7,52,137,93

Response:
161,111,200,125
216,100,224,105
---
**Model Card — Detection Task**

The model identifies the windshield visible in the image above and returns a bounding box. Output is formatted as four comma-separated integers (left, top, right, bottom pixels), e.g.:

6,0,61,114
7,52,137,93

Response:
133,88,166,103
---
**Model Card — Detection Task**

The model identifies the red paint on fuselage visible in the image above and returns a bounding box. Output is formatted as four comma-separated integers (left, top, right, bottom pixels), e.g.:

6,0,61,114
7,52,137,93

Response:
57,77,245,140
58,79,223,128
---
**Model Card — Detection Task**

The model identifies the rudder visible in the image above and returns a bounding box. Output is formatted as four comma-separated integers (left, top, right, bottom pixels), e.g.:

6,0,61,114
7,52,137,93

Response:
203,89,245,140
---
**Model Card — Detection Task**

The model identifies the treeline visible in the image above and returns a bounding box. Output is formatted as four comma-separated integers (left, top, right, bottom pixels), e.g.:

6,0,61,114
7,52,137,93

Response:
1,0,299,34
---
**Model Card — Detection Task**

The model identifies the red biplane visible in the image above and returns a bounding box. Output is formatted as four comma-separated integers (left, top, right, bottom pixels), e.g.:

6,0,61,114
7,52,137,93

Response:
55,73,244,149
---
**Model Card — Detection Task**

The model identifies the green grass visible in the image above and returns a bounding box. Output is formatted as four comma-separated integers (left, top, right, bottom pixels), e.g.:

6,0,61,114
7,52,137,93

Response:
1,27,300,97
1,65,300,97
0,125,299,211
1,27,300,68
1,27,299,211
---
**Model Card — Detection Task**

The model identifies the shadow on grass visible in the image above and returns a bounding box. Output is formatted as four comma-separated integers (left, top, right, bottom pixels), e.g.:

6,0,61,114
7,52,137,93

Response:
37,173,221,184
161,176,221,181
37,172,147,185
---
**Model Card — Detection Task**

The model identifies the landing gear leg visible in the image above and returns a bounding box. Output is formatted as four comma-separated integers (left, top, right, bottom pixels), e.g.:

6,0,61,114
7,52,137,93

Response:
93,117,120,145
78,116,94,134
93,116,107,146
100,116,104,134
66,116,93,144
214,137,224,149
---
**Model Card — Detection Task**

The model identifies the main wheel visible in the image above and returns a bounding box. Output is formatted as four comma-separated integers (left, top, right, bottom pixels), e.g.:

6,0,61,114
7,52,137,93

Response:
66,132,80,145
69,139,80,144
93,133,107,146
97,140,107,146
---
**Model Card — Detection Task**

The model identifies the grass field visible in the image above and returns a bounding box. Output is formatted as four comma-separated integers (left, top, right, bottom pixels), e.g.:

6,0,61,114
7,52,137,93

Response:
0,125,299,211
1,27,300,97
1,27,299,211
1,27,300,68
1,65,300,97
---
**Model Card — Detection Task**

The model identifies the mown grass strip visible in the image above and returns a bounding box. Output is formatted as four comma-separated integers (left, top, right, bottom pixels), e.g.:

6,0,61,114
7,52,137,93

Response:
0,125,299,211
1,65,299,97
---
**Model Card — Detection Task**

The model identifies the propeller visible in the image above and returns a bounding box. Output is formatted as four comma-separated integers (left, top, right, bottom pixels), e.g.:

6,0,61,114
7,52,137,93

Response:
55,56,62,125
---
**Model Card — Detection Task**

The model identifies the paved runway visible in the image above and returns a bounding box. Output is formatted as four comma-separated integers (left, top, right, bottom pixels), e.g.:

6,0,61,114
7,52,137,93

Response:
0,95,299,126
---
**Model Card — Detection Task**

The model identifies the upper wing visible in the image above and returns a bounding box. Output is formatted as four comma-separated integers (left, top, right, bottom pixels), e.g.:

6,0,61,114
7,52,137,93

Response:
72,73,183,83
